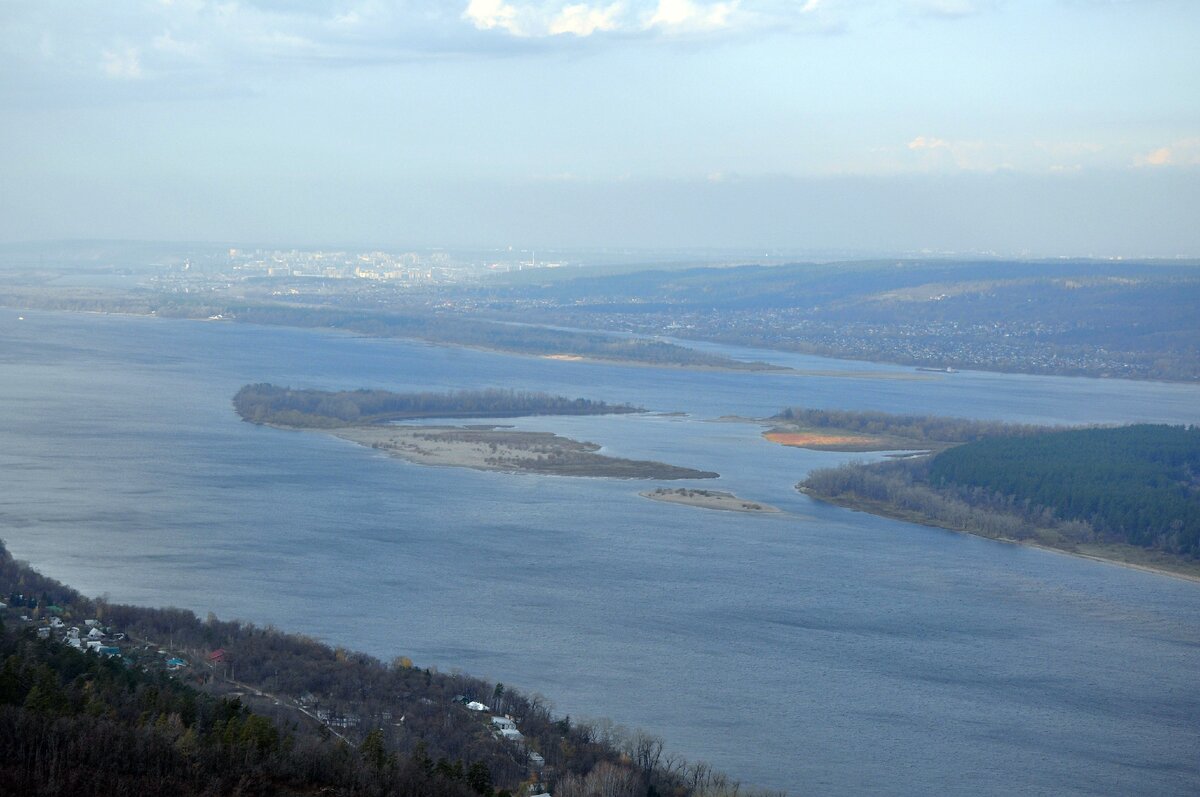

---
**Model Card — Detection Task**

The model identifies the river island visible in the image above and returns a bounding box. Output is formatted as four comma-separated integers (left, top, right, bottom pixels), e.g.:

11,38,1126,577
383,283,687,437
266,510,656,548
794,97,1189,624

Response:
234,384,718,480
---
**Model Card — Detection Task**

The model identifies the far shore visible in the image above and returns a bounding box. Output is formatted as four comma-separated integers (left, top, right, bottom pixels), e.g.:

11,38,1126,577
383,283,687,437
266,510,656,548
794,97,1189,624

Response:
641,488,781,514
800,488,1200,584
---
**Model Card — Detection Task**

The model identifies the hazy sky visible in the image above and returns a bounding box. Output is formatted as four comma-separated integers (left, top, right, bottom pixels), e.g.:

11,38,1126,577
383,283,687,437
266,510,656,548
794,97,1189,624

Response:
2,0,1198,255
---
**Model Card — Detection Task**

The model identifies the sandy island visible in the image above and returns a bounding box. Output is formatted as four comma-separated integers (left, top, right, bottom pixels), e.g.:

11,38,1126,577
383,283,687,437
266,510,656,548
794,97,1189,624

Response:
327,425,718,480
641,488,781,513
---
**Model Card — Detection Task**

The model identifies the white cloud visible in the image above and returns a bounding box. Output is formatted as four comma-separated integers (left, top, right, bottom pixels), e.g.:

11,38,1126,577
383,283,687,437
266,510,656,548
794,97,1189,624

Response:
906,135,1012,172
463,0,525,36
644,0,739,32
1135,138,1200,168
463,0,745,38
907,135,950,151
100,46,143,79
549,3,625,36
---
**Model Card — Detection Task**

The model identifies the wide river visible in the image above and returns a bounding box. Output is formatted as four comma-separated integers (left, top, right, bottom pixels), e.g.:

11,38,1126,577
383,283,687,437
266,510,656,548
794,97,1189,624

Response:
1,310,1199,795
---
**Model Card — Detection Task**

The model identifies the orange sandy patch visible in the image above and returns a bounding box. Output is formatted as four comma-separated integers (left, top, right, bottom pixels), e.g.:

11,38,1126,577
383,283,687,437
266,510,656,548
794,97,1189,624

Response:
764,431,884,448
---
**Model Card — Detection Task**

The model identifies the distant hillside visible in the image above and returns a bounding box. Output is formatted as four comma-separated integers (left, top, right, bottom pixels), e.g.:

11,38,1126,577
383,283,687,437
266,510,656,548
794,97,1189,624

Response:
477,259,1200,381
234,384,642,428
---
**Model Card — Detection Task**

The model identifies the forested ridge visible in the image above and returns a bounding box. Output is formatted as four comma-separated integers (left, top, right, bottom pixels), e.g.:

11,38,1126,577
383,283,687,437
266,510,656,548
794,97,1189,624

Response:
234,384,642,428
801,423,1200,563
0,611,481,795
0,544,780,796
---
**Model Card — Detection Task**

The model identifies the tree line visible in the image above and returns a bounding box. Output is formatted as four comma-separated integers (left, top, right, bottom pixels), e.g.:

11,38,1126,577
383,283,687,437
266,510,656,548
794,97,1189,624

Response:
775,407,1049,444
233,384,642,428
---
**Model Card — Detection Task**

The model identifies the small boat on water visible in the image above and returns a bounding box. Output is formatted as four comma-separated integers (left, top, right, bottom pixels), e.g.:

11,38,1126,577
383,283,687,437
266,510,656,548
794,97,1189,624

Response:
916,366,957,373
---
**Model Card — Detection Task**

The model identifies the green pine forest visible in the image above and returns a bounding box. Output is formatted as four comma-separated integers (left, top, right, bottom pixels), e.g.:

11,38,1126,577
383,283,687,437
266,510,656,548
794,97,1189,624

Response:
233,384,642,428
928,425,1200,556
801,421,1200,565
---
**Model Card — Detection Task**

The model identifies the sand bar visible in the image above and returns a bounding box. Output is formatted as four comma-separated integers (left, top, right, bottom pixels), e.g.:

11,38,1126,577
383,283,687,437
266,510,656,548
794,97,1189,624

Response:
641,488,781,513
327,425,718,480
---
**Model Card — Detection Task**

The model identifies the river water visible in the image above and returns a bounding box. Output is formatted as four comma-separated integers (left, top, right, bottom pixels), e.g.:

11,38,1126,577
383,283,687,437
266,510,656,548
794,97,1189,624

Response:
1,310,1198,795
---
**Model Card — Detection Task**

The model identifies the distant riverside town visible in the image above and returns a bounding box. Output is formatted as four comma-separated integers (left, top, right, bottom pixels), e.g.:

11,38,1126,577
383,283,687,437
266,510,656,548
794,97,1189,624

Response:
208,247,563,286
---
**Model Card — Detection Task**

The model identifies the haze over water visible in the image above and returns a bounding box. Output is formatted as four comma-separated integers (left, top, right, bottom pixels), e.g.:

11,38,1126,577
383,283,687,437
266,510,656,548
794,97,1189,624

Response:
2,310,1199,795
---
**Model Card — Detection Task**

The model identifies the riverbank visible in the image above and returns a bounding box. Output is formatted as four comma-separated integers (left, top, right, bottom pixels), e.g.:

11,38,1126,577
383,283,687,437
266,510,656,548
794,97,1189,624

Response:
328,424,719,480
800,488,1200,583
641,488,781,513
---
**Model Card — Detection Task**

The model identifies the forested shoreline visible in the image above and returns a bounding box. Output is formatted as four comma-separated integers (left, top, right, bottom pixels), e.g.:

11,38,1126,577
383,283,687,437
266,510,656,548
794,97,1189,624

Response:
0,543,779,796
774,407,1049,445
234,384,643,428
800,424,1200,575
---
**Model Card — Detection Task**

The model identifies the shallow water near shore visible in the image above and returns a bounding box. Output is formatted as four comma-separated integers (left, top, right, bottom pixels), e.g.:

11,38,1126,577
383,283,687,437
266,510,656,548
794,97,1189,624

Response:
2,310,1200,795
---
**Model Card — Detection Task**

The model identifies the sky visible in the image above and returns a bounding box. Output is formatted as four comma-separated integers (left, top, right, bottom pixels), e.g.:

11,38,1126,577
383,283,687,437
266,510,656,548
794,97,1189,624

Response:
1,0,1198,256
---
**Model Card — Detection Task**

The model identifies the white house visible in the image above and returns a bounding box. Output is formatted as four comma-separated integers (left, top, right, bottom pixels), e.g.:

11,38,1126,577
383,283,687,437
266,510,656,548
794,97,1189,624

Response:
491,716,517,731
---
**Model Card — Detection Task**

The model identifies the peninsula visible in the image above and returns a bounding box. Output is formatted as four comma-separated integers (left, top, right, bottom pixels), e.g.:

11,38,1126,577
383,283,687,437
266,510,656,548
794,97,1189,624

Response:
235,384,718,480
798,415,1200,580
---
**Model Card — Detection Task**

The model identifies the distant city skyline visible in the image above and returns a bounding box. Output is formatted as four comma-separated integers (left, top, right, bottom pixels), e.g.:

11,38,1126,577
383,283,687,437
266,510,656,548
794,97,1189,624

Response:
2,1,1198,255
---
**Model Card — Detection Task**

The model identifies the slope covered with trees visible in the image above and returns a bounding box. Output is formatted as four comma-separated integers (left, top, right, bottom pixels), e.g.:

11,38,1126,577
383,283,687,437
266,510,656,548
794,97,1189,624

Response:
0,543,782,796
